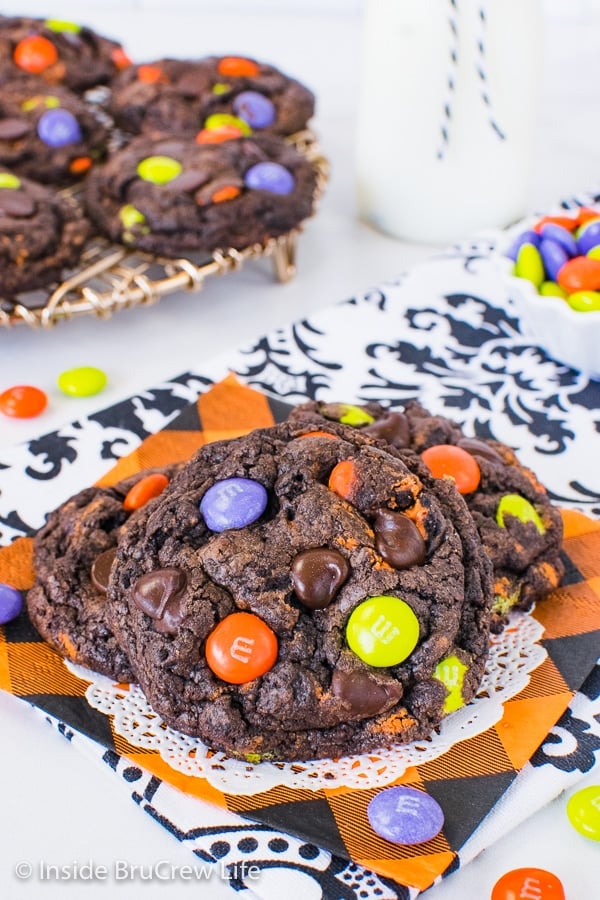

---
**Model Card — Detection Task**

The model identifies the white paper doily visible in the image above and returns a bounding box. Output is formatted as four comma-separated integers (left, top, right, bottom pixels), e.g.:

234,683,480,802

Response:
66,610,546,796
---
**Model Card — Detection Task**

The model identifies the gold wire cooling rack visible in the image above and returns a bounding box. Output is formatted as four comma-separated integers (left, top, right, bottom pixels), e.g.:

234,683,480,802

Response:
0,130,329,329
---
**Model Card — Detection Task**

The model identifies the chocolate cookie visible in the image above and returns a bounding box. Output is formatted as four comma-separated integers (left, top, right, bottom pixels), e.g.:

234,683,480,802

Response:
0,15,130,93
83,133,318,257
290,401,565,631
107,421,493,762
0,79,108,184
0,169,90,297
26,468,178,682
108,55,315,140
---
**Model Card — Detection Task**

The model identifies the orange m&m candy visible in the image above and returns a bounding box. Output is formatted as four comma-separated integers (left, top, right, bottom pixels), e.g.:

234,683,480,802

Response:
532,214,577,233
211,184,241,203
297,430,337,440
491,867,565,900
69,156,92,175
195,125,244,144
137,64,167,84
205,612,278,684
217,56,259,77
420,444,481,494
123,473,170,511
576,206,600,226
111,47,132,70
14,35,58,74
328,459,357,500
556,255,600,293
0,384,47,418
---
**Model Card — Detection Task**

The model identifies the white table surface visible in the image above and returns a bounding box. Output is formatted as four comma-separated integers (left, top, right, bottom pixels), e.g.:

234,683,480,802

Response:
1,3,600,898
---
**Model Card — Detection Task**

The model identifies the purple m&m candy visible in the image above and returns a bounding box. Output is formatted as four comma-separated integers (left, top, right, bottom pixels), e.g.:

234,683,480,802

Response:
539,238,569,282
0,583,22,625
232,91,276,129
540,222,578,257
506,228,540,261
37,108,82,147
367,786,444,845
577,219,600,256
200,478,268,532
244,161,295,195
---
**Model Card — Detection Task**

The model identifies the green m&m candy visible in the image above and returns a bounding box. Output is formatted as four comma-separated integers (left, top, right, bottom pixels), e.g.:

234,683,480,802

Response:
346,595,419,667
433,654,469,713
21,94,61,111
136,155,182,184
119,204,145,229
566,290,600,312
539,281,567,299
0,173,21,189
515,243,545,288
44,19,82,33
203,113,252,136
496,494,546,534
57,366,107,397
337,404,375,427
566,785,600,840
119,204,149,242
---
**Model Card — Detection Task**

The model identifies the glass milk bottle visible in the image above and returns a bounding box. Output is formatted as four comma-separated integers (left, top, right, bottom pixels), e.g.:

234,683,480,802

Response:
356,0,543,244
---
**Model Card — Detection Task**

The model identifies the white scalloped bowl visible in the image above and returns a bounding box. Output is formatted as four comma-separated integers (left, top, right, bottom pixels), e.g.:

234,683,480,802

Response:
497,230,600,380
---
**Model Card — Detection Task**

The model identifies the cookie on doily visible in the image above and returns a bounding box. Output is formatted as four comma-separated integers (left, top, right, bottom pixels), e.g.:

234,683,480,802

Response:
83,132,318,257
26,468,179,682
0,169,90,296
288,400,565,631
0,78,109,184
107,420,493,762
0,15,130,94
108,55,315,140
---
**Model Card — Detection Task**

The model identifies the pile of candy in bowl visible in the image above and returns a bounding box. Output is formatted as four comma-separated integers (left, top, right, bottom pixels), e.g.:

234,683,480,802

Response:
507,206,600,312
502,205,600,378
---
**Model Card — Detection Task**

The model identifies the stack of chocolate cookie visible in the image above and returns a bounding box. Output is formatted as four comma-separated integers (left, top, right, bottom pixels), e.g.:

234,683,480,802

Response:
0,14,318,299
28,413,509,762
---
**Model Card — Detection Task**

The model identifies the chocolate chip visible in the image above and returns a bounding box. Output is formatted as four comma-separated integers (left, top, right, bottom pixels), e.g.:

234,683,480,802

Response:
363,412,411,448
90,547,116,594
331,669,403,717
177,70,211,96
154,140,186,157
0,118,32,140
374,509,427,569
457,436,505,465
132,568,188,634
61,31,83,47
291,548,349,609
165,169,210,193
318,402,349,420
0,190,35,218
